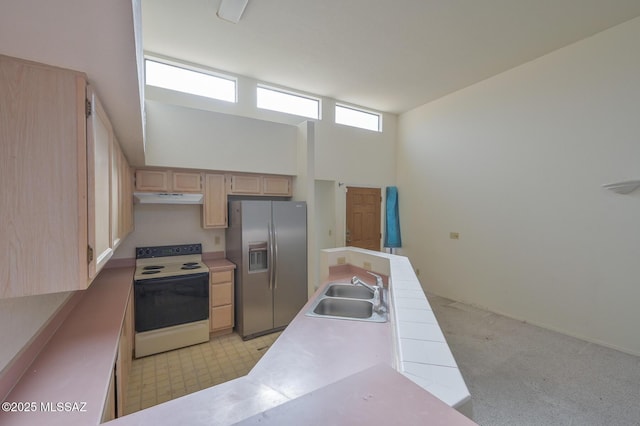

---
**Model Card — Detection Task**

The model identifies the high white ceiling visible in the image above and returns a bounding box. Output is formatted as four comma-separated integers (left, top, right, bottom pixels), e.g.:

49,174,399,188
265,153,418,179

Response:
143,0,640,114
2,1,640,167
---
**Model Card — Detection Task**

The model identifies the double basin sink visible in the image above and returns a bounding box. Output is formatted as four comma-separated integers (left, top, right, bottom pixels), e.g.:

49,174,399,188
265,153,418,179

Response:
305,282,388,323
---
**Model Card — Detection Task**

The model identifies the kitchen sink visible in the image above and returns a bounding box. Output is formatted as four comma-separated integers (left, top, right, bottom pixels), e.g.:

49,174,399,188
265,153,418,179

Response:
313,298,373,318
324,284,373,299
305,285,388,323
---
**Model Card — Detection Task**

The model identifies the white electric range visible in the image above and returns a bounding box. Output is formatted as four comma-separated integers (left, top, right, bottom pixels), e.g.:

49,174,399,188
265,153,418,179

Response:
134,244,210,358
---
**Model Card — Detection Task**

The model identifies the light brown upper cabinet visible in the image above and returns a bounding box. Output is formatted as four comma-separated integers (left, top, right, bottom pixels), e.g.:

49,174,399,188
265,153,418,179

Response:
263,175,292,196
110,136,134,251
203,174,227,228
172,172,202,192
87,87,114,280
134,169,168,192
0,54,132,298
135,169,202,193
228,174,262,195
228,174,292,196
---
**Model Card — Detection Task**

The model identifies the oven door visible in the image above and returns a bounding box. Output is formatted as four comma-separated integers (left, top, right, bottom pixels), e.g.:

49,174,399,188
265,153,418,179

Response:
134,272,209,332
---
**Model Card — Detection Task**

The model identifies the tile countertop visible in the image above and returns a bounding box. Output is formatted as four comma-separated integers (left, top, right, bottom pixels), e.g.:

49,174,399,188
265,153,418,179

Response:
321,248,472,413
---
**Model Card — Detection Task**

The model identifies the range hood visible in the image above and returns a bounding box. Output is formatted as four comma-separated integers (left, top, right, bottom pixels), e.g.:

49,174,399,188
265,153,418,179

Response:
134,192,204,205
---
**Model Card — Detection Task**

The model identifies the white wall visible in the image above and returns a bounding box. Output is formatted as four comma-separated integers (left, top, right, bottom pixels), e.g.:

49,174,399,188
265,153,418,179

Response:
144,100,298,174
397,17,640,355
142,76,398,258
113,204,225,259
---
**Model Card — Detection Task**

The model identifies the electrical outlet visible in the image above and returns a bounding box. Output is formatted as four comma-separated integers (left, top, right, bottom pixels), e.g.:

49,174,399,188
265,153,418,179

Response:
214,236,221,245
363,261,372,270
450,232,460,240
337,257,346,265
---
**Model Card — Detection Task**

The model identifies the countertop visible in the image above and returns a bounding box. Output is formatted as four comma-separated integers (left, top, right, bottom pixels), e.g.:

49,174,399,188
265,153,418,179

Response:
0,266,134,426
1,249,474,425
110,257,474,425
203,258,236,272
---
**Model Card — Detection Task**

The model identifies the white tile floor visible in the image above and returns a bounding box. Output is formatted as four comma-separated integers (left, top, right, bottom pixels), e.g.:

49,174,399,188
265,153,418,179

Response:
125,331,281,415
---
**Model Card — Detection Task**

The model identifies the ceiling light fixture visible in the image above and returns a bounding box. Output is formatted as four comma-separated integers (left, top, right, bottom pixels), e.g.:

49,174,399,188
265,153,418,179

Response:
217,0,249,24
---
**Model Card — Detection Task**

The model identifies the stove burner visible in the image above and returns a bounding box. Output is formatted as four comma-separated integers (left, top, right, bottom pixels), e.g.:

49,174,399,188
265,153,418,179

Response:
181,263,202,270
141,270,161,275
143,265,165,270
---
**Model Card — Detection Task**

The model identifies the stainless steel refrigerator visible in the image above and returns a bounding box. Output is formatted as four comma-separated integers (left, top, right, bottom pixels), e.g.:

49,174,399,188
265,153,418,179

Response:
226,200,307,340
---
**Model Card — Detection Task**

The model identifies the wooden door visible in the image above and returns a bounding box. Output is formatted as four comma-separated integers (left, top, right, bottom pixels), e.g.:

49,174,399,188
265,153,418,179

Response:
346,187,381,251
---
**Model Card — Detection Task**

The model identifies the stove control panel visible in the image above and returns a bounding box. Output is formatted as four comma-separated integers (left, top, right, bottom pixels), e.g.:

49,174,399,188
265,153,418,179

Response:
136,244,202,259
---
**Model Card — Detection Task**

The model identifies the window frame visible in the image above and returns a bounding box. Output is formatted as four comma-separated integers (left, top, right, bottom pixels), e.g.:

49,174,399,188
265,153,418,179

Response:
256,84,321,120
144,56,238,103
334,103,382,132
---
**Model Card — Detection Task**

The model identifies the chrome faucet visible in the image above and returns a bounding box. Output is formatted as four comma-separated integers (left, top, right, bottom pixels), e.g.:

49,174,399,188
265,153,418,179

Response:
351,272,386,314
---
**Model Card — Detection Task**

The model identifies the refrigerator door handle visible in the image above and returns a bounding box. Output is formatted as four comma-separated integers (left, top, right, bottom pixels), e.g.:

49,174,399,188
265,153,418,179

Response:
273,224,279,289
267,221,274,290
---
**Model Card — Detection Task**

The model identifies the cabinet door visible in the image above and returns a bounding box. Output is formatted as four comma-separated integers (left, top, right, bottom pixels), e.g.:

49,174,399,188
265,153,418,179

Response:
263,176,292,196
229,175,262,194
111,139,122,250
119,151,134,237
0,55,88,297
135,169,168,191
172,172,202,192
116,291,133,418
203,174,227,228
87,88,113,280
211,305,233,331
102,368,116,422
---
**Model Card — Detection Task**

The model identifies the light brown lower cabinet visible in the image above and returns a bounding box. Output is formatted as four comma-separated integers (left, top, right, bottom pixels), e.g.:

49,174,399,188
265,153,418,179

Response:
102,369,116,422
210,270,234,334
103,289,133,421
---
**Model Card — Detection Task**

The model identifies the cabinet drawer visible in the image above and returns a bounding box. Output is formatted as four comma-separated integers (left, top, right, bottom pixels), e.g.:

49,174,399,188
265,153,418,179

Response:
211,282,232,307
210,270,233,284
210,305,233,331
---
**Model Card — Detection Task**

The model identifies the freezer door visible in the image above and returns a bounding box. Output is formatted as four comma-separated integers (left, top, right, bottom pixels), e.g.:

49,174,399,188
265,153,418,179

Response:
272,201,308,328
240,200,274,337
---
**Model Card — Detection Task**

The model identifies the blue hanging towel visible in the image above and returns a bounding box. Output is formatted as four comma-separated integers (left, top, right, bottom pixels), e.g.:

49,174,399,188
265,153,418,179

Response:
384,186,402,248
